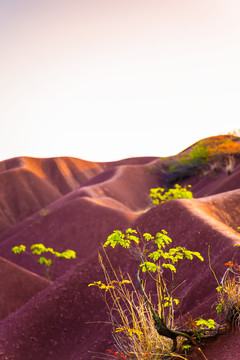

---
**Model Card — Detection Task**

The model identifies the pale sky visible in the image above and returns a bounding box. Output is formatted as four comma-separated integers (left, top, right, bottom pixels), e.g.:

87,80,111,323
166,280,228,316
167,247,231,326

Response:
1,0,240,162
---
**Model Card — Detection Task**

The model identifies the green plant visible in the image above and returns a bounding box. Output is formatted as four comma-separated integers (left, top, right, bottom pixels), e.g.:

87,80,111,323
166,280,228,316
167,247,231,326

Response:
174,142,209,169
12,243,76,281
187,142,209,164
215,261,240,327
149,184,193,205
90,228,217,359
209,242,240,329
90,256,182,360
164,142,209,184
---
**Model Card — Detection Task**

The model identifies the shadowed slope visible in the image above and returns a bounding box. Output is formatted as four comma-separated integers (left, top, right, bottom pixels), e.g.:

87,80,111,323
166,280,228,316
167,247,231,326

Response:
190,160,240,197
0,195,135,280
0,257,49,321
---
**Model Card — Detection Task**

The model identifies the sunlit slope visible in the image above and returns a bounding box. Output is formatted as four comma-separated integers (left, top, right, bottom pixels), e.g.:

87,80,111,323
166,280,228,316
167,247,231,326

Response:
0,156,108,233
0,156,156,233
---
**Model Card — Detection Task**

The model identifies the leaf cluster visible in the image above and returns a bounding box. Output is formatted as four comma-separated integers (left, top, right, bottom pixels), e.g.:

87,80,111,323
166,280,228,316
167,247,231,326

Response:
195,318,216,330
104,228,203,276
104,228,139,249
149,184,193,205
12,243,76,280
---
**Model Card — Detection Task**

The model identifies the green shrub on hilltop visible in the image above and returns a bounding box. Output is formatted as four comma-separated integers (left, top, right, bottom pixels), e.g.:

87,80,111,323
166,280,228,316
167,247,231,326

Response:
151,134,240,185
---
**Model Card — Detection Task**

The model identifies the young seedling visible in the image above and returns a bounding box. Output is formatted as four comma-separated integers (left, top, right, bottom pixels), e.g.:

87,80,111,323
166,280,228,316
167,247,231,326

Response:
12,243,76,281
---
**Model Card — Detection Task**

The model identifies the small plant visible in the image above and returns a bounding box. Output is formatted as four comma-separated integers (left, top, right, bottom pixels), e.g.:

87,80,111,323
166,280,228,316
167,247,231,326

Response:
39,208,50,216
215,259,240,327
209,241,240,329
149,184,193,205
90,228,217,359
12,243,76,281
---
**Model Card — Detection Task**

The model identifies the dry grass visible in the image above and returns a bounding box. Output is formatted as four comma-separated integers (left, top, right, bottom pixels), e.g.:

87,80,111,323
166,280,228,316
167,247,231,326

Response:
218,274,240,328
223,155,236,175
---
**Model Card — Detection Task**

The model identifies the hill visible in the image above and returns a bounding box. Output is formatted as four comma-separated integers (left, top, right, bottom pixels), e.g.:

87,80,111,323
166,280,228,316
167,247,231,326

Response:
0,135,240,360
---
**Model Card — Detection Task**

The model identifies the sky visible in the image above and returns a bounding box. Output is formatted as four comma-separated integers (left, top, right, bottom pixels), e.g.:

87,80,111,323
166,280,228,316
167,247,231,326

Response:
1,0,240,162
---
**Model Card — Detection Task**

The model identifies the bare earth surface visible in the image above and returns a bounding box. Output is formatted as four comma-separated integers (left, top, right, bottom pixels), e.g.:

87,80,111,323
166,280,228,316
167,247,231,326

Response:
0,147,240,360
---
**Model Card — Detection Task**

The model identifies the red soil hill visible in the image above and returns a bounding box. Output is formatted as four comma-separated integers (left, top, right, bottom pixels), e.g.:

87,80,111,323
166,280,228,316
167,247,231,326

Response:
0,142,240,360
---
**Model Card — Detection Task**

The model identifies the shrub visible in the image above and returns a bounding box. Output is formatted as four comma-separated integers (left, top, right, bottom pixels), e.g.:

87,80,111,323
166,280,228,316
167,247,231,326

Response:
149,184,193,205
209,240,240,330
90,229,217,359
216,259,240,328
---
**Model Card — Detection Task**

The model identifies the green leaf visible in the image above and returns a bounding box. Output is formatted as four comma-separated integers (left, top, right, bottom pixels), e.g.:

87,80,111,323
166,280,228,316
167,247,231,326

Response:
104,230,130,249
38,257,52,267
88,281,115,291
104,229,140,248
162,263,176,273
191,251,204,262
148,250,163,261
143,233,154,241
12,245,26,254
184,251,193,260
140,262,160,273
31,243,48,255
60,250,76,259
182,345,191,350
195,318,216,329
126,228,137,234
127,235,139,244
164,297,179,307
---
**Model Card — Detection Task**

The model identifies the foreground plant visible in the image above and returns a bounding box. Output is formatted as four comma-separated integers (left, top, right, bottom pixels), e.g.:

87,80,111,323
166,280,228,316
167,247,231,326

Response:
90,229,217,359
12,243,76,281
214,244,240,328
